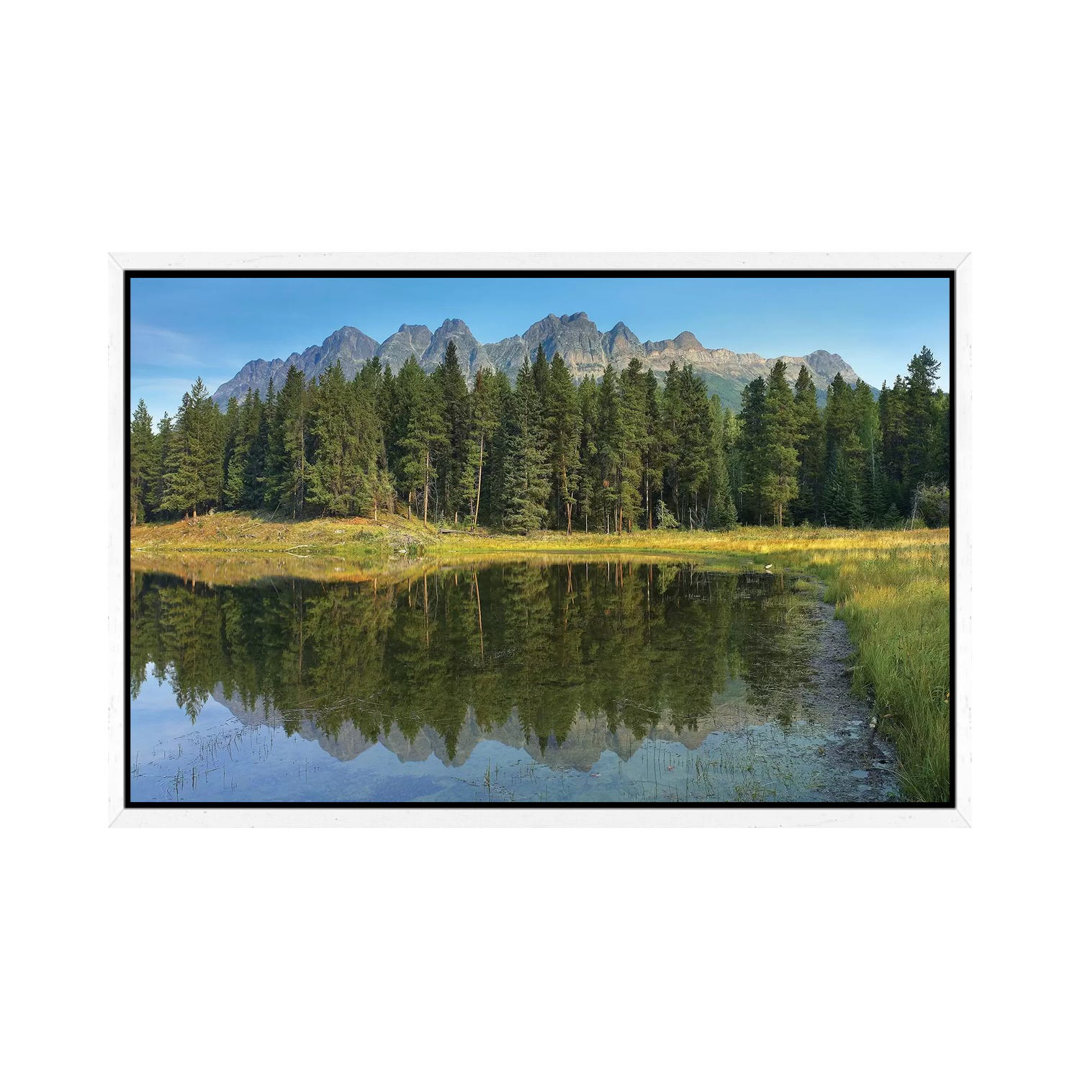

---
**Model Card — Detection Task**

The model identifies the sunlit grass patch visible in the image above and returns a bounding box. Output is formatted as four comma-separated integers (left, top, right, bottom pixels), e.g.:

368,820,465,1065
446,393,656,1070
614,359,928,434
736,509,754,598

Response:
804,540,950,802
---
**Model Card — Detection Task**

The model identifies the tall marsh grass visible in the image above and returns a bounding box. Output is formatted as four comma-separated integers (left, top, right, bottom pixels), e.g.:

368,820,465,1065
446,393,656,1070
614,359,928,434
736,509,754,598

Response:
805,539,950,802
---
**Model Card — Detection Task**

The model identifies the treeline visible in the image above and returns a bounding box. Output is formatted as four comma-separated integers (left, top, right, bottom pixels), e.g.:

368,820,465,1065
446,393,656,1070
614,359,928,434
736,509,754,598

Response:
130,342,949,532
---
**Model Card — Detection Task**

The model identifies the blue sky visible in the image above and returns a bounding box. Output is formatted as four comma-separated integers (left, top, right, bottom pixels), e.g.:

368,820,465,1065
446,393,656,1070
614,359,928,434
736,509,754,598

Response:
131,275,950,423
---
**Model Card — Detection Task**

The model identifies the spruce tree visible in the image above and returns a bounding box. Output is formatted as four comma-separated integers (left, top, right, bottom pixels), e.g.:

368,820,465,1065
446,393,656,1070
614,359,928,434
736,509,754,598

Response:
677,366,715,527
823,445,864,527
266,367,309,518
904,346,943,494
222,388,264,510
161,377,224,518
433,339,470,523
615,360,650,532
395,357,444,523
546,352,581,534
640,369,663,529
879,375,909,510
792,366,824,523
129,399,157,525
467,368,499,526
576,376,600,532
155,413,172,515
596,364,623,532
852,379,883,522
221,396,245,509
707,397,737,529
761,361,800,526
308,363,379,516
735,376,768,524
501,357,550,533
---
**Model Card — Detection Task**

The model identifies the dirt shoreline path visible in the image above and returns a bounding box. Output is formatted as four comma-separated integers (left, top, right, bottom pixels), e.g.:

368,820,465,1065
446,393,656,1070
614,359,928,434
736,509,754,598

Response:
804,585,899,802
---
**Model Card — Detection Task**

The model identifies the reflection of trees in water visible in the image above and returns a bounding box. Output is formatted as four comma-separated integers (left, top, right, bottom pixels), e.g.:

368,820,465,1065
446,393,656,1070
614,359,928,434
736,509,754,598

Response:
130,563,814,755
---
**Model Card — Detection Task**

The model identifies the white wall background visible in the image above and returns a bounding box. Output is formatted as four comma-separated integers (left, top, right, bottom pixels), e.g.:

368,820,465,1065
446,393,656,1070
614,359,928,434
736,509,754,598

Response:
2,2,1074,1078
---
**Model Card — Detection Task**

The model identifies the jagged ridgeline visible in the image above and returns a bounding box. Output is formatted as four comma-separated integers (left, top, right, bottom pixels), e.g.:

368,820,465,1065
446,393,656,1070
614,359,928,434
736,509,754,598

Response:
210,312,861,412
131,315,949,532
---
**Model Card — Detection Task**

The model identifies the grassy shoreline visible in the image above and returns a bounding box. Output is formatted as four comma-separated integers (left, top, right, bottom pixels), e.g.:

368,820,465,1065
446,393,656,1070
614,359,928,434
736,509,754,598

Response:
130,512,950,802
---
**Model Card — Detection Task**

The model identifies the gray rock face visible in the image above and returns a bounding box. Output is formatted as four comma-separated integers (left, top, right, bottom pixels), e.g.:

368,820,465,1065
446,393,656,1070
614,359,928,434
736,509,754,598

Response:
211,326,380,406
521,312,609,378
211,312,869,407
376,324,432,371
600,321,642,360
421,318,491,379
486,334,528,372
802,349,861,385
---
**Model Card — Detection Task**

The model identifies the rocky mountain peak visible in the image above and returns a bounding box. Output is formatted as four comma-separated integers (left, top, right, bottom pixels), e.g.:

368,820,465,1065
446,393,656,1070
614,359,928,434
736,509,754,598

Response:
375,324,432,370
601,321,642,359
422,318,490,378
802,348,860,383
673,330,705,351
211,313,872,413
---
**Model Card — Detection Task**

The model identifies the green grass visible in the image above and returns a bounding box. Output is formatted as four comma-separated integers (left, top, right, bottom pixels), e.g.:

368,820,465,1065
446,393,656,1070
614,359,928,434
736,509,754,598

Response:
804,542,950,802
131,512,951,801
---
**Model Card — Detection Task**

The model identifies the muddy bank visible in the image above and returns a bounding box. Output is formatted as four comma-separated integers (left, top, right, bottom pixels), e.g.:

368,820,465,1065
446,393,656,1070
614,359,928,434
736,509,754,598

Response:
798,584,899,801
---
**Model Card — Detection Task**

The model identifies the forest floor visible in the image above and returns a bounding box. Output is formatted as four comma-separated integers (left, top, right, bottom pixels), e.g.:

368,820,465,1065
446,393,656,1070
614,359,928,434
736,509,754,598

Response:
130,512,951,802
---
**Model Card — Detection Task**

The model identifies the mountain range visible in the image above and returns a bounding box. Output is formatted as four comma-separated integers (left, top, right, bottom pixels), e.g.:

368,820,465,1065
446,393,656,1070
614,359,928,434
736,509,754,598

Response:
210,312,865,411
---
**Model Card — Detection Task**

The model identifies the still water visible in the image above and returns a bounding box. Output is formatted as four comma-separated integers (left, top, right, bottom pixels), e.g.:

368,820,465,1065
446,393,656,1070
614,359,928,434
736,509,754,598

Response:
129,561,897,804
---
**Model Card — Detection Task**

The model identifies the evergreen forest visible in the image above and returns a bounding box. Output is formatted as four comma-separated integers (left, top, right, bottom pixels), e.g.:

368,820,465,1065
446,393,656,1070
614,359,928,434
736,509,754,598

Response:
129,342,950,533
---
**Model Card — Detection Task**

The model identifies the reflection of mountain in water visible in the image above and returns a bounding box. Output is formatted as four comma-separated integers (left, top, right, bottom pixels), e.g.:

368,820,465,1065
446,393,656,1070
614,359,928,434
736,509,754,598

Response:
212,680,755,771
131,562,816,768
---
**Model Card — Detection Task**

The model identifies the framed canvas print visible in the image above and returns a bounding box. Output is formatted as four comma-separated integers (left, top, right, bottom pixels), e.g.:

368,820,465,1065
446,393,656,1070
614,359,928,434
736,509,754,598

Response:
109,253,969,826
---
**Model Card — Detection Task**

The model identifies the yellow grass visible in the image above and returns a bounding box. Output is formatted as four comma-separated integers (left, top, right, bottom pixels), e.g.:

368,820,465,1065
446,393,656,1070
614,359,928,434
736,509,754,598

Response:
131,513,951,801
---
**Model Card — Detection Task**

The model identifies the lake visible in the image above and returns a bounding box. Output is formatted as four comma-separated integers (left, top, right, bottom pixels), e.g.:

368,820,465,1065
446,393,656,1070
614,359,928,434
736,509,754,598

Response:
128,560,898,804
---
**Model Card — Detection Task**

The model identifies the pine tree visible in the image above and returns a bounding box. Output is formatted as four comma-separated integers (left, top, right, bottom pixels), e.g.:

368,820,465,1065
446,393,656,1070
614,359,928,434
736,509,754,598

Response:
222,389,264,510
707,397,737,529
161,377,224,518
879,375,908,511
307,363,379,516
467,368,499,526
678,366,715,526
154,412,172,515
640,369,663,529
596,364,623,532
501,356,550,533
221,396,244,509
659,361,685,522
792,366,824,523
266,367,309,518
546,352,581,534
927,389,951,486
576,376,600,532
433,339,470,523
761,361,800,526
615,360,651,532
395,357,444,523
659,363,713,526
483,369,514,527
823,445,864,527
735,376,768,524
904,345,941,493
129,399,158,525
852,379,883,522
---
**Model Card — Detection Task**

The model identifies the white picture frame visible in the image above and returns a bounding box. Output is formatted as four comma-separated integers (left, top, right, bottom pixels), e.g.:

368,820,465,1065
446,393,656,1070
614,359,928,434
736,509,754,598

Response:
109,252,971,827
